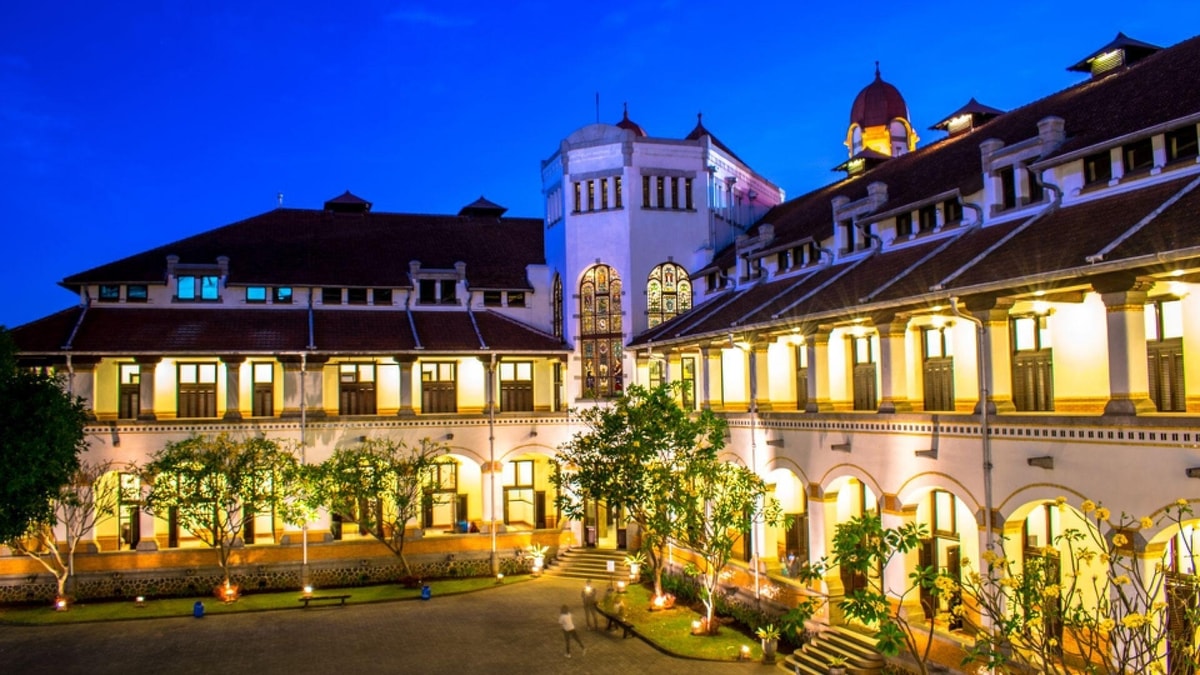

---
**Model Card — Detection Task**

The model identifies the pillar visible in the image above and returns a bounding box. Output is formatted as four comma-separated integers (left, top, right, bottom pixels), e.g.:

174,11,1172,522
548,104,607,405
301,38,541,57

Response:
805,327,834,413
964,297,1016,414
135,356,160,421
69,356,100,420
876,315,913,413
221,355,245,421
304,357,327,417
699,344,723,411
1096,277,1156,415
750,341,772,412
280,356,303,417
396,356,416,417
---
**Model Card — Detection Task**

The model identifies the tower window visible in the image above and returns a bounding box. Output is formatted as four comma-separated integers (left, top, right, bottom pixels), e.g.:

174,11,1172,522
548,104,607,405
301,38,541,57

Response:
614,176,623,208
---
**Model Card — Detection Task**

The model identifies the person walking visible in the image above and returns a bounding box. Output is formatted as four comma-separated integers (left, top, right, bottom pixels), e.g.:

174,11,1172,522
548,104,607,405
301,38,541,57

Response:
558,604,586,658
581,579,599,630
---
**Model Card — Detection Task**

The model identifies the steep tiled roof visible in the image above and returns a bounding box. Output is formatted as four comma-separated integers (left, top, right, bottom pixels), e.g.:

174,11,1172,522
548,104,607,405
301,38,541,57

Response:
61,207,545,291
10,307,567,356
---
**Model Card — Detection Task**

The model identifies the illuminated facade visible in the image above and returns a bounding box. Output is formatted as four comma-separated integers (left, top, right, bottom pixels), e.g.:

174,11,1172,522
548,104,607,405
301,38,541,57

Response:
6,30,1200,671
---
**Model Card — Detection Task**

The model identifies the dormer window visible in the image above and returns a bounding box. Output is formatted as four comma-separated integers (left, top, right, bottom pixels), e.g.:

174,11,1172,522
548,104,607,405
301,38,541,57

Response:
99,285,120,302
418,279,457,305
999,166,1017,210
776,250,791,271
1026,168,1045,204
1123,138,1154,175
322,287,343,305
177,275,219,301
1084,151,1113,186
483,291,502,306
127,285,148,303
896,212,913,238
373,289,392,305
347,288,368,305
273,287,293,304
507,291,526,307
918,205,937,233
1166,125,1198,163
247,286,267,303
943,199,963,225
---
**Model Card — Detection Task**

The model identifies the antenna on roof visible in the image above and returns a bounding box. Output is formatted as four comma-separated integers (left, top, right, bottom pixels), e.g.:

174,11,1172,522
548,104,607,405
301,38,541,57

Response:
595,92,600,124
277,192,283,208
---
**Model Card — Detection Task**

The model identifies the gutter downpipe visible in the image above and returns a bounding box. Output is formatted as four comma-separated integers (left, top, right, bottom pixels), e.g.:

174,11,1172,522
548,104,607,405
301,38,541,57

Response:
488,353,498,575
948,297,993,556
300,351,308,585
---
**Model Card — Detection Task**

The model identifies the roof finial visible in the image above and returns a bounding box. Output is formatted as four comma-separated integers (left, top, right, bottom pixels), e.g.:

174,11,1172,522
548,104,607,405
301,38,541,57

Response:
875,60,881,79
697,111,703,124
623,101,629,120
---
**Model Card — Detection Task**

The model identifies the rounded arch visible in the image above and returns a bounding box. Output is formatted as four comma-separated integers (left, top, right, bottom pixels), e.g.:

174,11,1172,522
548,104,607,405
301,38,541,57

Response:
895,472,981,515
579,263,624,397
646,261,692,328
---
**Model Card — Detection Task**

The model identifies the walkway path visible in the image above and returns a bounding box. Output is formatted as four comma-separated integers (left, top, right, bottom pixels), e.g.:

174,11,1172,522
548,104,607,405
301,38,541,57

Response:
0,577,763,675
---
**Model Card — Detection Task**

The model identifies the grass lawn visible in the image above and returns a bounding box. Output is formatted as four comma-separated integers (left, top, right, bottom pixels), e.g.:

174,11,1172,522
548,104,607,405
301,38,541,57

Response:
0,575,530,626
609,584,762,662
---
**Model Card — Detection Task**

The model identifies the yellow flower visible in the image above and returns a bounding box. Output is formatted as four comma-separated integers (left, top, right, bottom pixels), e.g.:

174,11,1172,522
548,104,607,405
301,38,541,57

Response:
1177,498,1189,507
1095,506,1111,521
1121,613,1148,629
1048,638,1059,648
1043,584,1060,598
1152,601,1167,612
1098,618,1115,634
1054,496,1067,507
1139,516,1154,530
1113,575,1131,585
1112,533,1128,547
1081,499,1096,514
952,604,966,617
982,550,1000,565
1000,577,1018,589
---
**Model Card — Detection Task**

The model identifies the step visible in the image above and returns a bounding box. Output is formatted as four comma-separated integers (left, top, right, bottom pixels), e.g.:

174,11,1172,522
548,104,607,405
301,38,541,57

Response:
780,626,885,675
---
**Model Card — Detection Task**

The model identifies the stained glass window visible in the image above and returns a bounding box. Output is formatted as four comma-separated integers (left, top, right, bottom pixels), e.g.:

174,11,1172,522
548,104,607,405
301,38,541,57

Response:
647,262,692,328
580,264,623,398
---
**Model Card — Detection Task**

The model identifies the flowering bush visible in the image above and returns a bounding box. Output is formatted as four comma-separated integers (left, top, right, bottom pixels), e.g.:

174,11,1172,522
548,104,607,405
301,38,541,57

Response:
960,498,1197,675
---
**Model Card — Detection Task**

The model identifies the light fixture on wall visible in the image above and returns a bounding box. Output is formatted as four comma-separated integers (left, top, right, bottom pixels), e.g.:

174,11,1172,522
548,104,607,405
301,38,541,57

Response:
914,448,938,459
1028,456,1054,470
529,428,538,437
831,442,851,453
765,438,784,448
1186,467,1200,479
445,433,454,441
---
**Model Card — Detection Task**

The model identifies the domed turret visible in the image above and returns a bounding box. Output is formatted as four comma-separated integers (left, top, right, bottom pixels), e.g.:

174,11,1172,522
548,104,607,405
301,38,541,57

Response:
844,63,918,160
615,102,647,137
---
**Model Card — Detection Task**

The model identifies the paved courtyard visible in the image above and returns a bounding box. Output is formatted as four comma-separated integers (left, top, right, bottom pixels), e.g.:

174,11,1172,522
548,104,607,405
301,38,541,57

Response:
0,576,768,675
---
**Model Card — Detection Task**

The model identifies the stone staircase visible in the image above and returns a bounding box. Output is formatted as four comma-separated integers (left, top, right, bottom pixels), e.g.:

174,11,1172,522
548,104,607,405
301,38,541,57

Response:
780,625,886,675
543,547,630,582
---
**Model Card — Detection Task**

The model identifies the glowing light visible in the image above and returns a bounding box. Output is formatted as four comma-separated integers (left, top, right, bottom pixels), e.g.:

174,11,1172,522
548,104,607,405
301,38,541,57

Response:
134,595,146,607
1033,301,1049,315
1033,290,1045,297
1169,281,1189,298
1171,269,1185,277
739,645,751,660
931,314,946,329
617,580,627,593
303,585,313,597
496,573,504,584
55,597,68,611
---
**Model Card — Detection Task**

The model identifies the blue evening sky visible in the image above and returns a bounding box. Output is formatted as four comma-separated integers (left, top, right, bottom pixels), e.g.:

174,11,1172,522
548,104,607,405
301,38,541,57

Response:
3,1,1198,328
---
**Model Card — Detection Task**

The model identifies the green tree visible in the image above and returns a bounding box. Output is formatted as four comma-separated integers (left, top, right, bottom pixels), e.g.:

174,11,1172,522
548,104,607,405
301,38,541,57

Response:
0,329,88,542
5,460,125,601
142,434,302,587
552,383,725,597
960,498,1199,675
679,459,787,633
797,515,951,674
307,437,448,576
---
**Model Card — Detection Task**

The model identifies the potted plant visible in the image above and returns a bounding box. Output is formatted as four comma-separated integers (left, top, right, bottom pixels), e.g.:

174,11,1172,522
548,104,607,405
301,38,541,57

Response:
756,624,781,665
527,544,549,575
624,551,647,581
828,655,847,675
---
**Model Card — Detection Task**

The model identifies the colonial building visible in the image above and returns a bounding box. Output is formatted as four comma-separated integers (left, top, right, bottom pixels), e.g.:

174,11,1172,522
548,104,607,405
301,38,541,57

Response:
6,30,1200,670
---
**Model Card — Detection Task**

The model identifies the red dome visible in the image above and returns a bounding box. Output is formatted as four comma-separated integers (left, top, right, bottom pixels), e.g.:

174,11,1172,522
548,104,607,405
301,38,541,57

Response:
615,103,647,137
850,64,909,128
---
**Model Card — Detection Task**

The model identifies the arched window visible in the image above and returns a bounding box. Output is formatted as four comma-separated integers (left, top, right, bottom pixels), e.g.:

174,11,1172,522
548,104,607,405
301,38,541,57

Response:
851,126,863,154
552,273,563,339
647,262,692,328
579,264,623,397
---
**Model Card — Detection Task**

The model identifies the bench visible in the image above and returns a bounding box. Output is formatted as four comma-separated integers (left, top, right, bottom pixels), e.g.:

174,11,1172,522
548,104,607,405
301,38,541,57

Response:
298,594,351,608
598,608,635,638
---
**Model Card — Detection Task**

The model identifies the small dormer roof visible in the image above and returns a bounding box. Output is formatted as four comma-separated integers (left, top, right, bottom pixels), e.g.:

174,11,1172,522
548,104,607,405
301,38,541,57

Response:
1067,32,1162,75
930,98,1006,133
458,196,508,217
832,148,892,175
323,190,372,213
